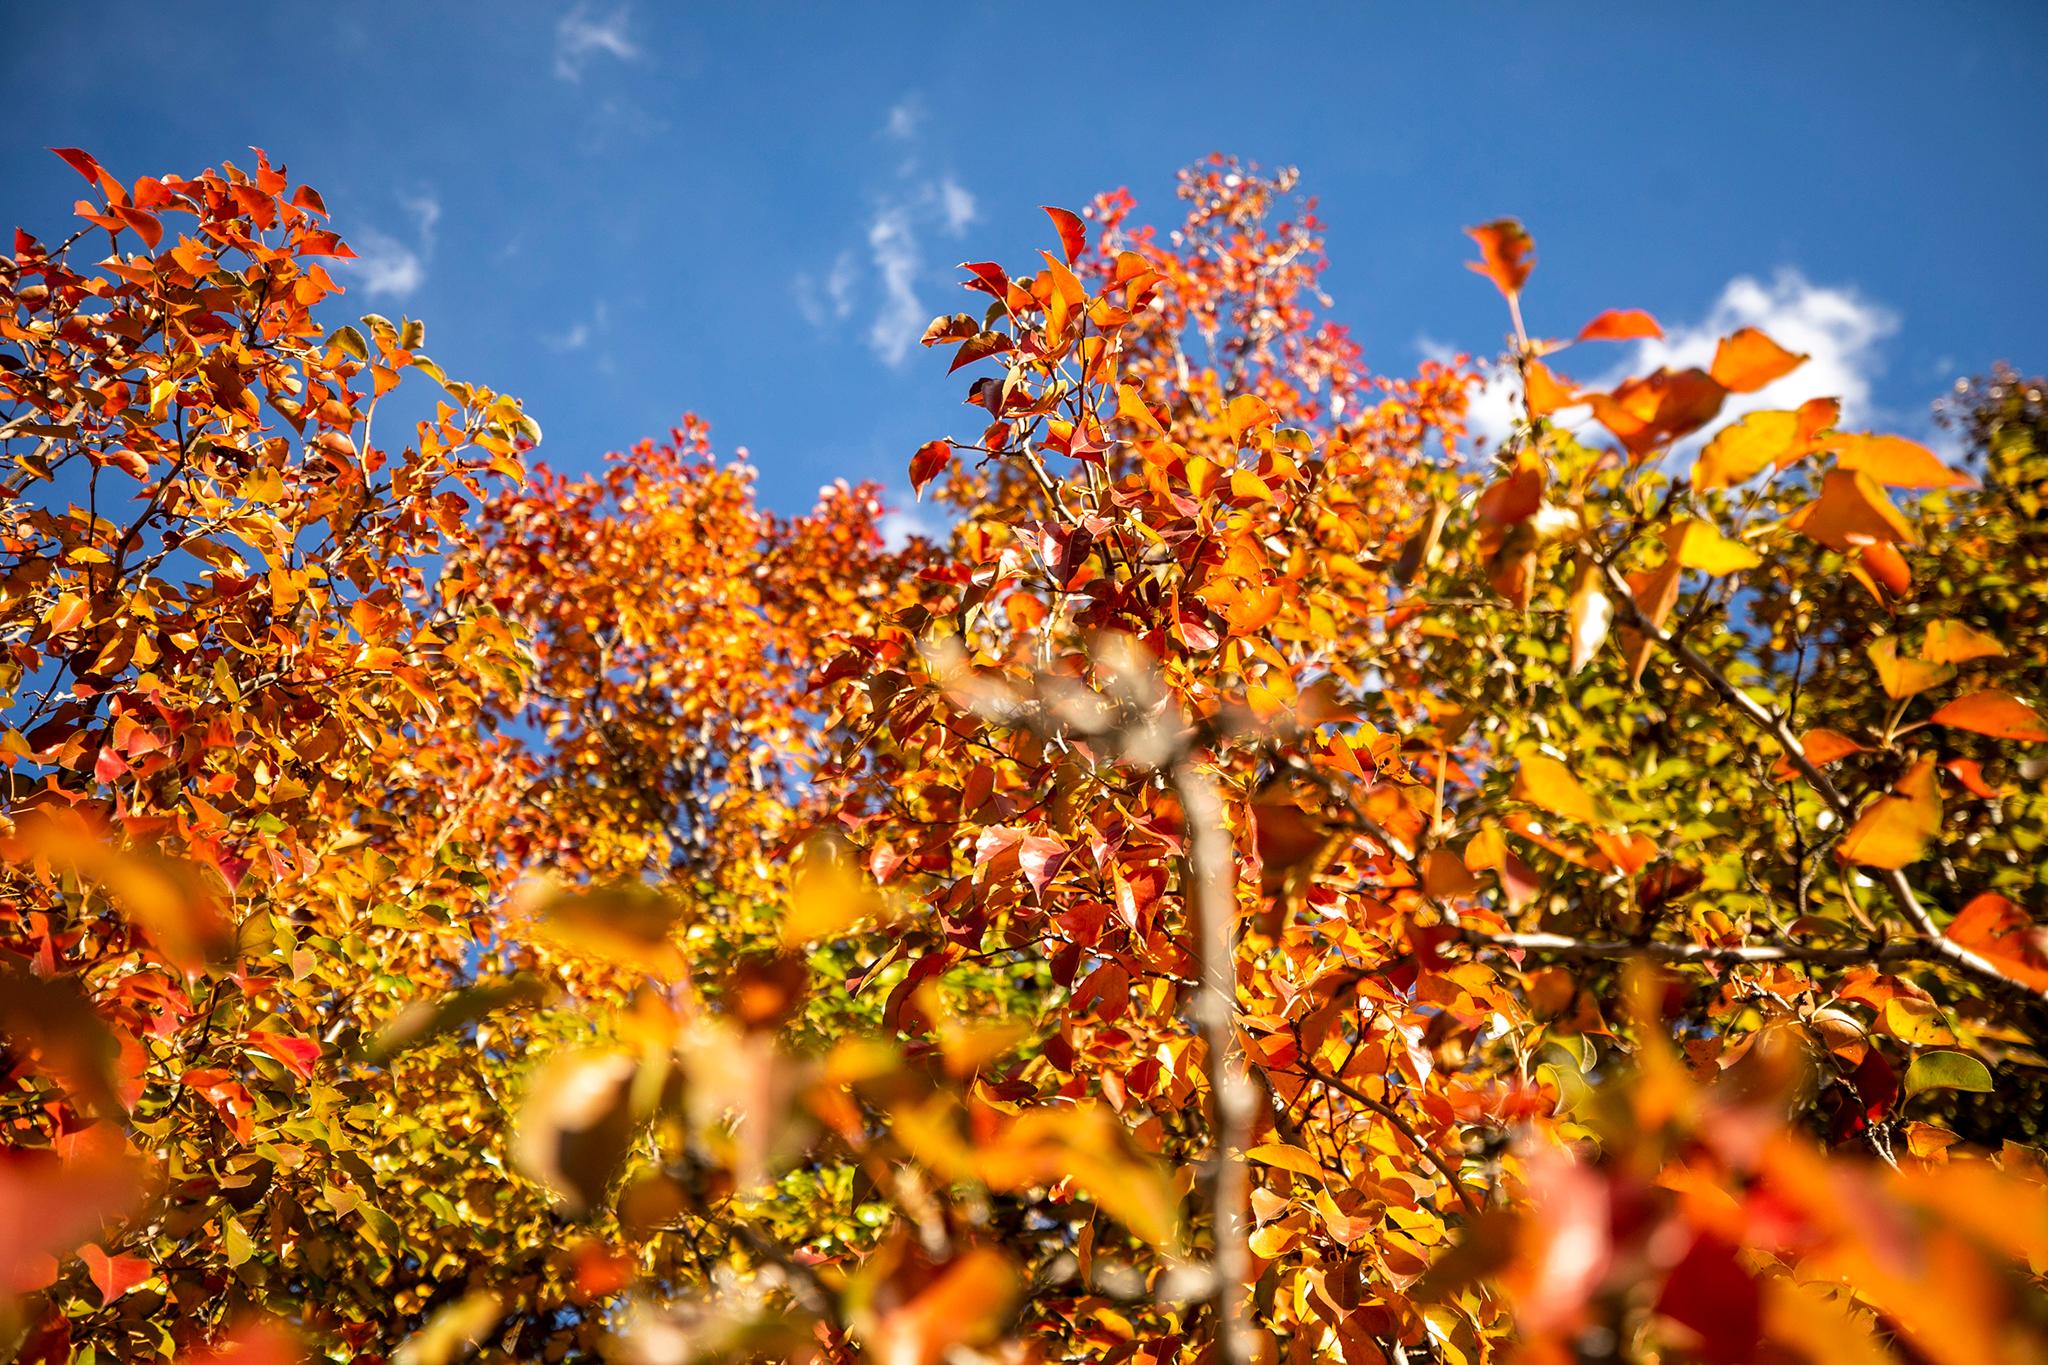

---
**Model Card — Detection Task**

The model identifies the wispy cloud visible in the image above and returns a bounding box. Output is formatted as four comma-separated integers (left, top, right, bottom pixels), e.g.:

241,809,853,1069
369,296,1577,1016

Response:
794,96,982,368
555,3,640,81
544,301,610,353
792,250,859,329
337,191,441,300
1429,269,1902,458
935,176,978,237
883,95,923,141
865,207,924,368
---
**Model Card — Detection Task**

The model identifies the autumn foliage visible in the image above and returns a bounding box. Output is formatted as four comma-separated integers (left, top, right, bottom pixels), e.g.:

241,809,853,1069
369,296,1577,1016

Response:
3,148,2047,1365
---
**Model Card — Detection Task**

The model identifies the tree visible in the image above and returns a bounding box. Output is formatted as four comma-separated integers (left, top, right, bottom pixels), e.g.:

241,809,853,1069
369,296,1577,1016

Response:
2,149,2045,1365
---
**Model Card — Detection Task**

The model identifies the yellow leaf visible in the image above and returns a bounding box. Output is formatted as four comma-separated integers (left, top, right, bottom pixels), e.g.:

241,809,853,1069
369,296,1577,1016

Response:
393,1291,505,1365
1921,620,2006,665
1245,1142,1327,1179
1511,754,1600,827
1698,409,1797,490
1867,637,1954,700
1839,756,1941,870
1670,519,1761,575
783,839,890,946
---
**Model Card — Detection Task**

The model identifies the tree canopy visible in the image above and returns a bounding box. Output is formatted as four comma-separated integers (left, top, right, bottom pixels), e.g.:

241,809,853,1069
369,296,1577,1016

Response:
3,149,2046,1365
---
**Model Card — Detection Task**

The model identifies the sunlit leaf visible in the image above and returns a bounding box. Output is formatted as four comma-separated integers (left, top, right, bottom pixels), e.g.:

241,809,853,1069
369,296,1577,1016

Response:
1708,326,1806,392
1464,218,1534,299
1903,1051,1994,1098
1866,637,1954,699
1927,690,2048,742
1838,755,1941,869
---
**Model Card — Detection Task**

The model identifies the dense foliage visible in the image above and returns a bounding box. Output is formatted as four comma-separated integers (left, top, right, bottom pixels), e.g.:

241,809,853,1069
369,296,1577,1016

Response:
3,150,2045,1365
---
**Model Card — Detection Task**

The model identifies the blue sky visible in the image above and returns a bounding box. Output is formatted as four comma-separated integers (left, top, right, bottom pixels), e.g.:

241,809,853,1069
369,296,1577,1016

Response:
6,2,2044,529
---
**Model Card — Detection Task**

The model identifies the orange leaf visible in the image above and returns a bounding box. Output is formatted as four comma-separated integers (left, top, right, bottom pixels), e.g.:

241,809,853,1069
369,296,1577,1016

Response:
1774,728,1866,780
1525,358,1579,417
79,1244,150,1302
1476,451,1544,525
1575,308,1662,342
1921,620,2004,664
1926,690,2048,742
1827,433,1972,490
1866,637,1954,700
51,147,122,200
1709,327,1806,393
872,1247,1019,1365
1943,757,2003,800
1788,469,1916,551
1694,399,1836,490
1586,368,1726,457
1464,218,1534,299
1856,541,1912,599
45,592,90,634
1946,893,2048,991
1512,754,1600,827
1838,755,1940,869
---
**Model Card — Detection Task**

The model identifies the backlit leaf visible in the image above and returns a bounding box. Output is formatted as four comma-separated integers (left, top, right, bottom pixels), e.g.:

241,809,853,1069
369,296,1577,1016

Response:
1903,1051,1994,1098
1464,218,1534,299
1838,755,1940,869
1708,326,1806,392
1927,690,2048,742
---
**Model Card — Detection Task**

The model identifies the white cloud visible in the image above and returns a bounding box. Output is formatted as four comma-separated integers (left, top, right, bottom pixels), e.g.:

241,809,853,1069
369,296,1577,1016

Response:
401,191,442,244
793,250,859,328
936,177,977,237
544,301,608,353
866,205,924,368
879,503,942,550
555,3,640,81
337,193,439,300
883,96,923,141
794,99,981,366
1430,269,1901,459
340,229,426,299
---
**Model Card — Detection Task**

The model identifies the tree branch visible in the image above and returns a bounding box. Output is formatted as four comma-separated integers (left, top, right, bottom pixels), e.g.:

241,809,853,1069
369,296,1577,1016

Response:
1598,562,2048,1008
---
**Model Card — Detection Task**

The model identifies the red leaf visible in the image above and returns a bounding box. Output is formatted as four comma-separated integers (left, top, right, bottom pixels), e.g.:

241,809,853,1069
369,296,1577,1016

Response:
245,1031,321,1081
51,147,119,199
78,1243,150,1302
1575,308,1662,342
1653,1233,1760,1364
909,440,952,499
1943,757,2003,800
1042,206,1086,265
959,261,1010,300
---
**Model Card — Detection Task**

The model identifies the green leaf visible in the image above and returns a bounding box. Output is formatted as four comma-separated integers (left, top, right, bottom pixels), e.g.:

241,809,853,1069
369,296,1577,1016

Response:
1904,1050,1994,1098
326,324,368,361
222,1215,254,1267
